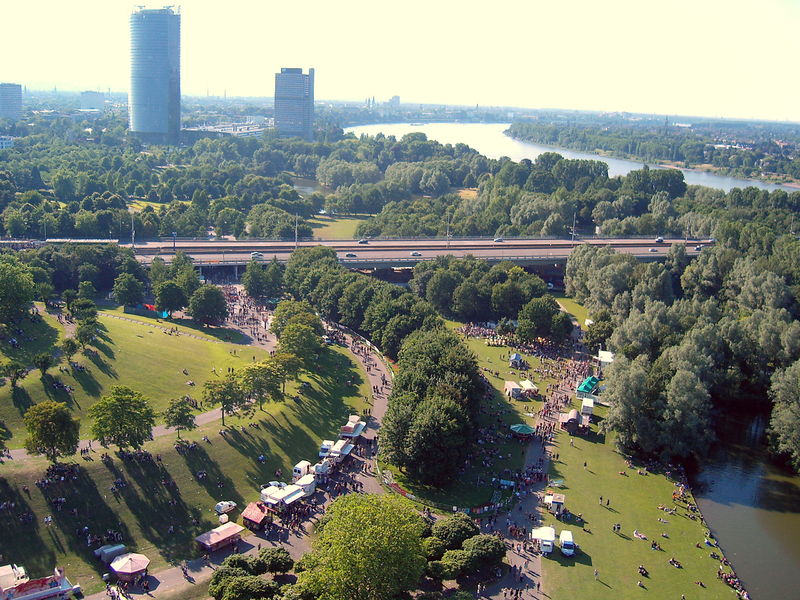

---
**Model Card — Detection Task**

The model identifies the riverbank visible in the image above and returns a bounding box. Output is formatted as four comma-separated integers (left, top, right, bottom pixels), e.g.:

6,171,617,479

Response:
539,403,741,600
503,131,800,190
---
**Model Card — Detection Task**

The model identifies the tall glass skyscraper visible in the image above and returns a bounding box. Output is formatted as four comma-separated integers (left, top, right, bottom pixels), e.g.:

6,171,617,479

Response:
274,68,314,141
0,83,23,121
129,7,181,144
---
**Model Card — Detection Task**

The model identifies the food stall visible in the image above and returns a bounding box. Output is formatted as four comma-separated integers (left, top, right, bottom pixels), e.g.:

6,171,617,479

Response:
194,522,245,552
109,553,150,582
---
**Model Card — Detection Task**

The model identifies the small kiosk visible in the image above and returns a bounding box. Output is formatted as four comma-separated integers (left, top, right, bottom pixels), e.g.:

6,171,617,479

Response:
241,502,273,531
109,553,150,582
339,415,366,439
519,380,539,398
509,353,525,368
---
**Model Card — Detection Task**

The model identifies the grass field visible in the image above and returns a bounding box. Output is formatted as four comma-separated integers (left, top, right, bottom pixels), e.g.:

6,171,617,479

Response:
0,308,269,446
0,344,370,594
552,293,591,325
540,404,734,600
386,321,559,509
308,215,370,240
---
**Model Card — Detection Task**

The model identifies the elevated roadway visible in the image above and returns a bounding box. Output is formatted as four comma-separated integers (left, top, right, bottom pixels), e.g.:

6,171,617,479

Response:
126,237,711,269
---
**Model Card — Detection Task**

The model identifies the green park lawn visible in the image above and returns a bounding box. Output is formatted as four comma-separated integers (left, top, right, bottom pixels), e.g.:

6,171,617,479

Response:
0,309,269,446
307,215,370,240
552,293,591,326
0,343,370,594
540,409,732,599
386,321,559,509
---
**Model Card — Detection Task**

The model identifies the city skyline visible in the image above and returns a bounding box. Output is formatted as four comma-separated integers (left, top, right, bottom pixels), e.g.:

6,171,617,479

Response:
1,0,799,122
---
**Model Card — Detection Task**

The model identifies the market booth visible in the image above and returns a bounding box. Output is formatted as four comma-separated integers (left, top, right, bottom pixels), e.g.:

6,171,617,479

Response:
241,501,273,531
195,522,245,552
519,380,539,397
296,473,316,497
293,460,311,481
544,493,566,515
260,484,305,509
328,439,354,464
109,553,150,582
510,423,536,440
559,409,589,435
504,381,522,399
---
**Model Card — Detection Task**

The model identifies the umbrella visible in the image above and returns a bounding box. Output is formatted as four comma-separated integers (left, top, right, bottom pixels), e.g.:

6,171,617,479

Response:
110,553,150,577
510,423,535,435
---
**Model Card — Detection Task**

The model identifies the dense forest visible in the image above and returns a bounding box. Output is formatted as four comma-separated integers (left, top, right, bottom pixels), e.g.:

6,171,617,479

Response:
507,119,800,182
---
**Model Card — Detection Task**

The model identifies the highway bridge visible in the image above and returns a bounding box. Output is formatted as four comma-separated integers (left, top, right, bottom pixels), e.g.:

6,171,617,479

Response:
125,237,711,271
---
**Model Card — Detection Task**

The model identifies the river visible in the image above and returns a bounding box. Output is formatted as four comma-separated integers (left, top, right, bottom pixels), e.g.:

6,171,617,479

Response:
346,122,798,193
344,121,800,598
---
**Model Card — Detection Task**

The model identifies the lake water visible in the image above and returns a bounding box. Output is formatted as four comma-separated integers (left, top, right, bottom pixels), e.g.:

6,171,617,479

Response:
346,122,798,193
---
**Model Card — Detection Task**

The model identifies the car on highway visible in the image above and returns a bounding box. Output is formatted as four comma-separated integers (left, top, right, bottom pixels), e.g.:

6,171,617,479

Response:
250,251,263,259
410,251,422,257
648,248,658,252
694,245,703,251
344,252,357,258
655,236,664,243
493,237,504,242
357,238,369,244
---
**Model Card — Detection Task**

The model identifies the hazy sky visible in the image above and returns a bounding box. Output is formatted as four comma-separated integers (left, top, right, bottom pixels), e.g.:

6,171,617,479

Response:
2,0,799,121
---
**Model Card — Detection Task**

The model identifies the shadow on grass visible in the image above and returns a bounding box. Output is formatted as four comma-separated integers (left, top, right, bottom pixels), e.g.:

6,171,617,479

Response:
178,444,245,507
86,349,118,379
11,386,34,414
115,457,207,562
0,478,55,573
41,376,77,408
0,420,11,448
166,318,249,344
1,316,60,366
71,364,102,397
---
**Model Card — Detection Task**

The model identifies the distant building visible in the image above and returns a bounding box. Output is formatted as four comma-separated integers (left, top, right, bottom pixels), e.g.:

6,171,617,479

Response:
0,83,23,121
0,136,13,149
274,68,314,141
80,91,105,111
388,95,400,107
128,7,181,144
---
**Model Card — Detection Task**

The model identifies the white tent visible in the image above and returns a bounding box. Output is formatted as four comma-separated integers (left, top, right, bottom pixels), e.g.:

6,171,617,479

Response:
520,380,538,393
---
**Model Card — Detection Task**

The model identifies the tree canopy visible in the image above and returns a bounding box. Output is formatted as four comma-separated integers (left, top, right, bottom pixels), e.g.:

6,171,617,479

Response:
89,386,156,450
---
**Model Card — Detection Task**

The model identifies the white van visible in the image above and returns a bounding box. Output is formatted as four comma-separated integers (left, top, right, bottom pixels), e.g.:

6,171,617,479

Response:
559,530,575,556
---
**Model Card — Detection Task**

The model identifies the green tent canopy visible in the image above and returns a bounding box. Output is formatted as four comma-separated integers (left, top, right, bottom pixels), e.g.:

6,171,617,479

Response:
510,423,535,435
577,376,600,395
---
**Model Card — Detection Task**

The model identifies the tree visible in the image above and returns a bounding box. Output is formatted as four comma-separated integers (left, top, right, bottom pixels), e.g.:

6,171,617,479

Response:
2,360,27,388
188,285,228,326
462,534,506,569
203,375,247,426
23,400,80,463
431,512,480,550
89,386,156,450
272,352,303,393
60,338,79,363
155,280,187,317
271,300,317,337
163,397,197,439
61,289,77,312
517,296,560,342
32,352,54,377
298,494,426,600
0,258,35,324
75,321,97,348
238,361,283,410
257,547,294,574
71,298,97,321
277,322,322,367
769,359,800,471
438,549,472,580
78,280,96,300
241,260,270,299
113,273,144,306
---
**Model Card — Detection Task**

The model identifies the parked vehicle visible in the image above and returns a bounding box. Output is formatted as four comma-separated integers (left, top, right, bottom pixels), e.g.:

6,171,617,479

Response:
559,530,576,556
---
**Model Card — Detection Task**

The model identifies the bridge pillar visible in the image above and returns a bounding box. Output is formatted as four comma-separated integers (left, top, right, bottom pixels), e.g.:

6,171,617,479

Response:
234,265,240,279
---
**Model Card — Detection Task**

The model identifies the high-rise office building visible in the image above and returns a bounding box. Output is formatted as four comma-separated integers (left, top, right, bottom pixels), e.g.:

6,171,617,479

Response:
129,7,181,144
274,68,314,141
0,83,23,121
80,91,105,111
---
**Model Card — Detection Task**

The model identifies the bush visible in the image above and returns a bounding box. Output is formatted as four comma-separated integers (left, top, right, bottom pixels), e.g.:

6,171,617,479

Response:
462,534,506,568
431,513,480,550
